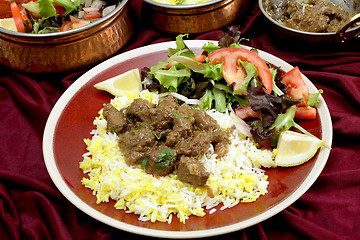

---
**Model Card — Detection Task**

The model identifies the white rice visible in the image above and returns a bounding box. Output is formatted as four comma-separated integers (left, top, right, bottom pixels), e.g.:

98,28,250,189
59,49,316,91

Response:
80,90,274,223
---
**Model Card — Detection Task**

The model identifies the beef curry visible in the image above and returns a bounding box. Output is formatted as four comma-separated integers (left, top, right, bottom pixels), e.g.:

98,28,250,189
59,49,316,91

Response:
103,95,232,186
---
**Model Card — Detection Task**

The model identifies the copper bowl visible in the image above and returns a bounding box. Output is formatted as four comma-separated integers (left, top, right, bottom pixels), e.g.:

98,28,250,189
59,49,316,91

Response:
259,0,360,50
142,0,249,34
0,0,133,73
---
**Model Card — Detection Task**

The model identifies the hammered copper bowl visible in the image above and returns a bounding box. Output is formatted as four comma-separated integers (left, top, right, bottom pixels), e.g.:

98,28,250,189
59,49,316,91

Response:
142,0,249,34
259,0,360,49
0,0,133,73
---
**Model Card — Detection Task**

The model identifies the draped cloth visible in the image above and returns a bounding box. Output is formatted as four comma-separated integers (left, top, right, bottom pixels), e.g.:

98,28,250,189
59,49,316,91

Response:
1,1,359,239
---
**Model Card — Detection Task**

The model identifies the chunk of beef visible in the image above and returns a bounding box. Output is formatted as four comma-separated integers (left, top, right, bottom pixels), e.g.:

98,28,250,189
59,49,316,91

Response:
173,104,195,138
211,128,231,158
164,130,179,147
119,127,155,165
193,108,219,131
125,98,153,125
102,103,126,134
157,95,179,112
150,95,179,129
175,131,211,156
177,156,209,186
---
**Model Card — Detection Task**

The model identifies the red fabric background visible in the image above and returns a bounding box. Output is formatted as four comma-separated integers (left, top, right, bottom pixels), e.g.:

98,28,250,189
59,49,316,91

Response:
1,1,360,239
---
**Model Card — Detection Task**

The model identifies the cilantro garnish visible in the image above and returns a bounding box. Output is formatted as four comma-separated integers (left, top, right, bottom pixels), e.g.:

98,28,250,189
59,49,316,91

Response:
148,130,163,140
171,112,190,119
140,157,149,167
129,124,144,132
155,148,174,169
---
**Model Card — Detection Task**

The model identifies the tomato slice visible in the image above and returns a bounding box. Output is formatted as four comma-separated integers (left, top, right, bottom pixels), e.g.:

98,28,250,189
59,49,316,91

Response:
295,106,317,119
208,48,273,94
165,54,207,69
60,20,72,32
234,106,260,119
69,15,89,29
280,67,316,119
280,66,309,106
19,6,32,31
192,54,206,63
258,138,272,150
53,3,66,17
83,10,101,19
10,2,25,32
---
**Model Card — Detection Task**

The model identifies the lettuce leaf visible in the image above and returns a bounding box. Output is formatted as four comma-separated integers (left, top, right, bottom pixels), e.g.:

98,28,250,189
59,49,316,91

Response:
149,61,169,73
153,66,191,92
247,86,302,118
202,42,220,54
168,55,223,81
169,55,207,73
38,0,57,18
269,105,296,134
213,88,227,113
168,34,195,58
23,1,40,15
218,25,249,48
52,0,77,15
199,89,213,110
234,61,259,95
307,89,323,107
270,67,286,97
203,63,223,80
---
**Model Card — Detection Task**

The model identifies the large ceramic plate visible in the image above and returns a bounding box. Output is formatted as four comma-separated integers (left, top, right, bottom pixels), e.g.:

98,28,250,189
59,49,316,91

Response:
43,40,332,238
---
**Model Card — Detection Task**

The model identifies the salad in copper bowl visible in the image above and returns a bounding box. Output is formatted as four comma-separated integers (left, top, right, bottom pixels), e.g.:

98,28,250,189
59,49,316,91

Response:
0,0,118,33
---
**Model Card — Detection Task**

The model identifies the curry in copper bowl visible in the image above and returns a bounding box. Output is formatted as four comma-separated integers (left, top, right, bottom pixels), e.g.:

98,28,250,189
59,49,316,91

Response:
259,0,360,49
142,0,249,34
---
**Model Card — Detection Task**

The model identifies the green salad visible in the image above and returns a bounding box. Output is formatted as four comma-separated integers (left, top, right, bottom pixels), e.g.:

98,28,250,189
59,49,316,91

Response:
142,28,323,148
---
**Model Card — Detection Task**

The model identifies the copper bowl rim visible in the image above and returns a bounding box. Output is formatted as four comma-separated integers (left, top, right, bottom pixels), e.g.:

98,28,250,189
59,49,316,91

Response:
0,0,128,39
143,0,226,10
258,0,360,36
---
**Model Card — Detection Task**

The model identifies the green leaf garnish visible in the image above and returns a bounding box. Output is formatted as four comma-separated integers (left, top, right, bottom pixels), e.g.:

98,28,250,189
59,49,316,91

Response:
307,89,323,107
171,112,190,119
148,130,163,140
140,157,149,167
155,148,174,169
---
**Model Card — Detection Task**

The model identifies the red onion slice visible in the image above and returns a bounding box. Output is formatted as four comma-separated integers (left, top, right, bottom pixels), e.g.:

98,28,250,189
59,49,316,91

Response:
169,92,202,105
169,92,189,102
102,5,116,17
83,7,100,12
91,0,106,9
185,99,202,105
230,112,252,137
78,11,85,19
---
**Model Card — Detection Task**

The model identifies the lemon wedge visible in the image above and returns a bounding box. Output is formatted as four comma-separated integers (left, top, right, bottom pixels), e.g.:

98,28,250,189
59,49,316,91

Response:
94,69,142,97
275,130,325,167
0,18,17,32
